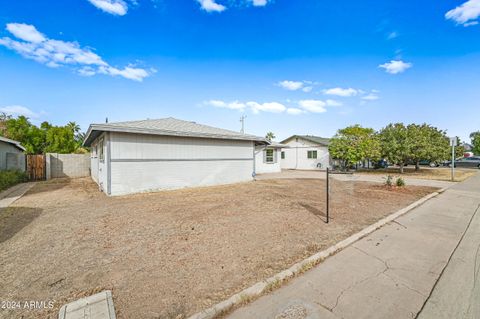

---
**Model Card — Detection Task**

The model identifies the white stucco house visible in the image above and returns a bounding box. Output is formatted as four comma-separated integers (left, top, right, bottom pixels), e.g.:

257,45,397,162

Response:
280,135,330,170
83,118,269,196
254,142,285,174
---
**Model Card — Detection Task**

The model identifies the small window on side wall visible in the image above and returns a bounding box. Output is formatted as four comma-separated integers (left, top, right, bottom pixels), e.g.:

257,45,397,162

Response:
307,150,317,159
281,151,285,159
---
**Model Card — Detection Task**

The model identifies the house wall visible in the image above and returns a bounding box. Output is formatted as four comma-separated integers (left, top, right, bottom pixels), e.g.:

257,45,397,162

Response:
281,138,330,170
254,145,281,174
89,132,109,192
107,132,255,196
0,141,24,171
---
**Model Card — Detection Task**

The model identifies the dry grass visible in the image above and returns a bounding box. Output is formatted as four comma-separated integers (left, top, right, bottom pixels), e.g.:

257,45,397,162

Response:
0,178,437,319
357,167,477,182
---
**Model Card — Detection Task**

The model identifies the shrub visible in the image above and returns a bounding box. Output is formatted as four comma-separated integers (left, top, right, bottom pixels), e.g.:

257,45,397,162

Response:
384,175,394,187
0,170,28,192
396,177,406,187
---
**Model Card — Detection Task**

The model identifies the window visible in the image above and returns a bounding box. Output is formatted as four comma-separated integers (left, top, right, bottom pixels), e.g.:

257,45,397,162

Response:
265,149,274,163
307,150,317,159
281,151,285,159
99,139,105,162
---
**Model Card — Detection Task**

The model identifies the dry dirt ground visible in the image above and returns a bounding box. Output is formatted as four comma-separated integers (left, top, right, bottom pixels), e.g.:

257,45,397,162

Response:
357,166,477,182
0,178,437,319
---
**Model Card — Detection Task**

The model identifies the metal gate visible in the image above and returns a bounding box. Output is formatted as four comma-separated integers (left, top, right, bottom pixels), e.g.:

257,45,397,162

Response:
26,155,46,181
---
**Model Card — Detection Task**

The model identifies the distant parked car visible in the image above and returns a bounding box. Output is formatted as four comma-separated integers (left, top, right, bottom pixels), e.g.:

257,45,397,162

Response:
374,159,389,169
445,156,480,169
406,159,440,167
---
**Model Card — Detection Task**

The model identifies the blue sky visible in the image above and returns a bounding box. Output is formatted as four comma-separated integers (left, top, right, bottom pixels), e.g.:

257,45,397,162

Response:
0,0,479,142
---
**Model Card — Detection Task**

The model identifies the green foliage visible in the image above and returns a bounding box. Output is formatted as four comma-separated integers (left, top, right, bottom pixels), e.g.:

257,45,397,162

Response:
377,123,411,173
0,170,27,192
396,177,406,187
0,116,85,154
384,175,394,187
407,124,449,169
265,131,276,141
470,131,480,155
328,125,381,168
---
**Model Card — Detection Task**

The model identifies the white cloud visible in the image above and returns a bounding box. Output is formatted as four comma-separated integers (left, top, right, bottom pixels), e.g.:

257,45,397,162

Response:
445,0,480,26
247,101,286,114
278,80,304,91
286,108,305,115
326,99,342,106
197,0,226,12
6,23,46,43
88,0,128,15
298,100,327,113
302,86,313,93
252,0,269,6
379,60,412,74
387,31,399,40
362,94,380,101
203,100,246,110
0,23,151,81
323,87,358,97
0,105,38,118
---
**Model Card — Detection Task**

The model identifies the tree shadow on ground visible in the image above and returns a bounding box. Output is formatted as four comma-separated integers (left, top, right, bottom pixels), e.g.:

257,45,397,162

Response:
26,178,72,196
0,207,42,243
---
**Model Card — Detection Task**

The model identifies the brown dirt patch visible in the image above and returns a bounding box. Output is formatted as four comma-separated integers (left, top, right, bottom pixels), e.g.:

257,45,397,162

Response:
357,167,477,182
0,177,437,319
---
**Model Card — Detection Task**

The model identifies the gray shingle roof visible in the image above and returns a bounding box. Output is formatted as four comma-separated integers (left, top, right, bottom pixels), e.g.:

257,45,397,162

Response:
0,136,26,151
280,135,331,146
84,117,268,146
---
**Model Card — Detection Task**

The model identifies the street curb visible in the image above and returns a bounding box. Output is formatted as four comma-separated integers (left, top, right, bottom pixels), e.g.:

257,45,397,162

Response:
188,187,448,319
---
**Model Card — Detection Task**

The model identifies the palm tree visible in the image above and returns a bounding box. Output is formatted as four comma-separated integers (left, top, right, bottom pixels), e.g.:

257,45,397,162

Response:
265,132,276,141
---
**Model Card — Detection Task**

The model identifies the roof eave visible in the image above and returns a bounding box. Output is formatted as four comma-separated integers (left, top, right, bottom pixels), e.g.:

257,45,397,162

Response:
83,124,268,146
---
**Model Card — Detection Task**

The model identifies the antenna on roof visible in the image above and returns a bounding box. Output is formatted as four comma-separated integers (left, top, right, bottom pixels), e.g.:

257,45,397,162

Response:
240,115,247,134
105,117,108,123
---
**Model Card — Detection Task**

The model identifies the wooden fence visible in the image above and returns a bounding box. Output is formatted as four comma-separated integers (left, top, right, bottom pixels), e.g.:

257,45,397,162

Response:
26,155,46,181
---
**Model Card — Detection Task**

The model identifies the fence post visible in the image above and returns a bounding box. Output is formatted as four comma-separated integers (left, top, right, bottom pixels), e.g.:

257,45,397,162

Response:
45,153,51,180
326,167,330,224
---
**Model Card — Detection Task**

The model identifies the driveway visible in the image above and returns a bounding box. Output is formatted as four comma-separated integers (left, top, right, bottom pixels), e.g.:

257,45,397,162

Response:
227,172,480,319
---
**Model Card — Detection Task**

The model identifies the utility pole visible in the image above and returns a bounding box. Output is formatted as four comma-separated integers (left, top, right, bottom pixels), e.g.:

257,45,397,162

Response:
240,115,247,134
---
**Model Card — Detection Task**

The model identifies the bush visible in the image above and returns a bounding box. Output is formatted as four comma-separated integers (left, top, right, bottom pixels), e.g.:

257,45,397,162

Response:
384,175,394,187
0,170,28,192
396,177,406,187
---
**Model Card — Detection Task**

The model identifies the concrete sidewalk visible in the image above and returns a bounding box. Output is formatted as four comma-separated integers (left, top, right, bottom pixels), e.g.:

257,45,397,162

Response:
228,173,480,319
0,182,35,210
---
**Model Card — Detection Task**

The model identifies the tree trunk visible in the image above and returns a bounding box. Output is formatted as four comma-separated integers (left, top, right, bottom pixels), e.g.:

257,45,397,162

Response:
399,163,404,174
415,160,420,171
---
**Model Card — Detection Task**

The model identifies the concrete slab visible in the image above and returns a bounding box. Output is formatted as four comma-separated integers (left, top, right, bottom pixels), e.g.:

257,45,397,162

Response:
58,291,116,319
227,173,480,319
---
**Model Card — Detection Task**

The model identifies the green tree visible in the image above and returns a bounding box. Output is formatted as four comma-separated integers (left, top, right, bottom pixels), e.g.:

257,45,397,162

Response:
471,131,480,155
0,116,85,154
407,124,449,170
378,123,411,173
328,125,381,169
265,131,276,141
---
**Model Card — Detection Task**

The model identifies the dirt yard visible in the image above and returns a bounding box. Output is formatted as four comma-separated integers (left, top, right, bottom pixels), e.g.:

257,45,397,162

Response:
357,166,477,182
0,178,437,319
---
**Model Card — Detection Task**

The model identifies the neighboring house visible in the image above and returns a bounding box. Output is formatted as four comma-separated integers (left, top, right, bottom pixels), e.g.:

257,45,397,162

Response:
280,135,330,170
83,117,268,196
254,142,285,174
0,136,26,171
